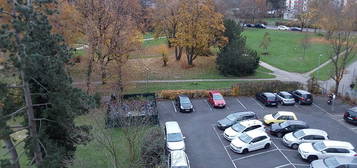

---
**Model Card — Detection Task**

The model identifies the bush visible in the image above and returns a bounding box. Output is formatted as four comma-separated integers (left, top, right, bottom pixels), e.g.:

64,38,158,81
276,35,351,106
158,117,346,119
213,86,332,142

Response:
141,127,165,168
157,89,233,100
232,80,303,96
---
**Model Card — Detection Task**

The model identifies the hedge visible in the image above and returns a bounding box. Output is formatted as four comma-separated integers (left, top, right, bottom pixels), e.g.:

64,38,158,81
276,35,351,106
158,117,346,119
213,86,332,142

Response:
157,89,234,100
232,80,303,96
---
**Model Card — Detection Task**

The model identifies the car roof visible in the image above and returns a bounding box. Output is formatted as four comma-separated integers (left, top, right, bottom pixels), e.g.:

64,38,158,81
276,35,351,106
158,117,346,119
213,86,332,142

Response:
322,141,354,149
178,95,189,98
277,111,296,116
263,92,275,97
233,111,256,117
296,90,311,94
245,129,268,138
348,106,357,112
332,156,357,165
279,91,291,96
165,121,181,133
170,150,188,166
282,120,306,126
209,91,221,94
239,119,263,127
300,129,328,136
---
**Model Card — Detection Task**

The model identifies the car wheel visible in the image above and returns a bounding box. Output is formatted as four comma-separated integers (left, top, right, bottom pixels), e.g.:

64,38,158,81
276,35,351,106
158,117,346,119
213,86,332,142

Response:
291,144,298,149
307,155,318,162
264,143,270,149
277,132,283,138
242,149,248,154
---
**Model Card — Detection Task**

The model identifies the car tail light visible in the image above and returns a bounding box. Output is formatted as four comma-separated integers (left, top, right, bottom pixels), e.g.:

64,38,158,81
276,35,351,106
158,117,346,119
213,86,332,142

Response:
354,154,357,156
353,117,357,120
300,97,305,100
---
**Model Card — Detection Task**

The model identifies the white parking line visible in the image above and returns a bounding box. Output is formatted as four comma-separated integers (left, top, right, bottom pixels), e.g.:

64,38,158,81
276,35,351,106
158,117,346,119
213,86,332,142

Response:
280,149,296,152
205,100,214,112
293,163,309,167
272,141,297,168
236,98,247,110
275,163,291,168
226,105,230,111
171,101,177,113
231,149,278,162
251,98,265,110
350,127,357,130
212,126,238,168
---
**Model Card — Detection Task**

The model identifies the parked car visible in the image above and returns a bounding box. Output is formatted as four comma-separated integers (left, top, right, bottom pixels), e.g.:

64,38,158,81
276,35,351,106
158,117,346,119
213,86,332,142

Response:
263,111,298,125
267,120,308,137
224,119,264,141
290,27,302,31
175,95,193,113
244,23,255,27
168,150,190,168
230,129,271,154
310,156,357,168
165,121,185,151
208,91,226,108
256,92,279,107
290,90,313,105
283,129,328,149
278,25,290,30
275,91,295,105
217,111,257,130
298,140,356,162
254,24,266,29
344,107,357,124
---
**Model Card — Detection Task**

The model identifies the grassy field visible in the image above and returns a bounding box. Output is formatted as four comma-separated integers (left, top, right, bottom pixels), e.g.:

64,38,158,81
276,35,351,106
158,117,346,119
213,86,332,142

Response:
243,29,330,73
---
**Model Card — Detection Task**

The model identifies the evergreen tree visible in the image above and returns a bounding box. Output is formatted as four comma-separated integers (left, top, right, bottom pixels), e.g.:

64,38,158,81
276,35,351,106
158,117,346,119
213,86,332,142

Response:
0,1,93,167
217,20,260,76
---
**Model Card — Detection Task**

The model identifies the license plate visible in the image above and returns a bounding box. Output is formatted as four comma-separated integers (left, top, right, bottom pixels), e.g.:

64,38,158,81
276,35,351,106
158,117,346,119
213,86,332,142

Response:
186,109,190,111
271,103,276,105
306,99,311,101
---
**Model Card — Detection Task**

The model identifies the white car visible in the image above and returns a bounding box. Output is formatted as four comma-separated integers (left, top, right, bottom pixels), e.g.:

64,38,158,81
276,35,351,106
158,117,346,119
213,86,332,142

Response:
224,120,264,141
168,150,190,168
278,25,290,30
283,129,328,149
298,140,356,162
275,91,295,105
165,121,185,151
230,130,271,154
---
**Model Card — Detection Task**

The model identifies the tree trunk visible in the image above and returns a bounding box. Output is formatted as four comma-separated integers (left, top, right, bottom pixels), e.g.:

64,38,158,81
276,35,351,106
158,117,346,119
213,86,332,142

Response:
175,46,183,61
3,135,20,168
116,66,124,96
86,54,94,93
100,63,107,85
335,80,340,95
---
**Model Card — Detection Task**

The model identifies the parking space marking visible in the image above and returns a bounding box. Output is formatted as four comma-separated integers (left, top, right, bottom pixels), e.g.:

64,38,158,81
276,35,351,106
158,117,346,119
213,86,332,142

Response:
231,149,278,162
171,101,177,113
205,100,214,112
350,127,357,130
293,163,309,167
226,105,230,111
236,98,247,110
251,98,265,110
275,163,291,168
212,125,238,168
272,141,296,168
280,149,296,152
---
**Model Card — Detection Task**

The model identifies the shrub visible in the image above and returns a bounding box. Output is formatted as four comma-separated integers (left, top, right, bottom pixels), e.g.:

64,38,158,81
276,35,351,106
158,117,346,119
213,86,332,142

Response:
232,80,303,96
141,127,165,168
157,89,233,100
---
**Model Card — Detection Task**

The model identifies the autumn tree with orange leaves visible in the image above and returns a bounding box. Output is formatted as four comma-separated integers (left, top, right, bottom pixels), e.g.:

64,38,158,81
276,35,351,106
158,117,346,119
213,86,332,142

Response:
174,0,226,66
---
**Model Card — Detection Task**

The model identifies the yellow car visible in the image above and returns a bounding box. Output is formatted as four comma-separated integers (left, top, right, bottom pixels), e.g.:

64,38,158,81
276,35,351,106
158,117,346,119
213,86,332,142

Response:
263,111,297,125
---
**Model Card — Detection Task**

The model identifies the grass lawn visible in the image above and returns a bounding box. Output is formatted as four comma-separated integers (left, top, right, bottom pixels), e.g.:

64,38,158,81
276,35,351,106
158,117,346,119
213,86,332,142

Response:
311,54,357,80
243,29,330,73
263,18,288,26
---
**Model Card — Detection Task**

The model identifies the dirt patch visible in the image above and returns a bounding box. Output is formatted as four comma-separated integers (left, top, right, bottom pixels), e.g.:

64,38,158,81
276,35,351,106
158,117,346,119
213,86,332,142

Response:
310,37,330,44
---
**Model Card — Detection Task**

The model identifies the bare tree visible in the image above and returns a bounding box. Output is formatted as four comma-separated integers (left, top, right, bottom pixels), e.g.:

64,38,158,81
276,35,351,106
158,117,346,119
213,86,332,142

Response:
300,33,311,60
238,0,267,23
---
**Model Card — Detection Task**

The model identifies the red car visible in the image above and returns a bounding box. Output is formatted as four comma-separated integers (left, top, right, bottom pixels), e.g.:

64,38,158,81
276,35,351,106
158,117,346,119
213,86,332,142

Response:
208,91,226,108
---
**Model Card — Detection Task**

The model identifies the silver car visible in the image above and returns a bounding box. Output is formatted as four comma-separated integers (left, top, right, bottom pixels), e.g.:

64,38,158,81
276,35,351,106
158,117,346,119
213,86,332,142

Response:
310,156,357,168
168,150,190,168
275,91,295,105
283,129,328,149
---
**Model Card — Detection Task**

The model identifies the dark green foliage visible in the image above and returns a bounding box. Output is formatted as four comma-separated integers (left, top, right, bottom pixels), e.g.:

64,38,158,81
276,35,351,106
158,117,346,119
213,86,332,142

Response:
233,81,303,96
217,20,260,76
141,127,165,168
0,1,93,167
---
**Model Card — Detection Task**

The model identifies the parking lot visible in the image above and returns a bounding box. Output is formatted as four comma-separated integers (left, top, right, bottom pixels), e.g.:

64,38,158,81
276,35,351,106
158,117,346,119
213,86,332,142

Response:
157,96,357,168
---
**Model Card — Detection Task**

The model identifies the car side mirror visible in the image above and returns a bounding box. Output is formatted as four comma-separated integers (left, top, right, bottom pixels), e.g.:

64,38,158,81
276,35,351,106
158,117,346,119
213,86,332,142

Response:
321,151,326,154
183,136,186,139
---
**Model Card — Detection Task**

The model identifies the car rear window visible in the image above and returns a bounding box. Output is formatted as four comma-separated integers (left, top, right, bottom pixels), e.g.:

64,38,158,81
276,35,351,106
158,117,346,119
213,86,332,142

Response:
348,110,357,116
180,97,191,104
283,94,293,99
303,94,312,99
213,94,223,100
267,96,277,101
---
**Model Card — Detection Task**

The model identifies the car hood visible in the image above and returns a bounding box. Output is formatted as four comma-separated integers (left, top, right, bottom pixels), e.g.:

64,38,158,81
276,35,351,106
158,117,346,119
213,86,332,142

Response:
299,143,317,154
310,159,326,168
231,138,246,148
224,127,240,137
284,132,297,142
214,100,226,105
218,118,234,127
270,123,282,132
264,114,274,121
181,104,192,109
167,141,185,151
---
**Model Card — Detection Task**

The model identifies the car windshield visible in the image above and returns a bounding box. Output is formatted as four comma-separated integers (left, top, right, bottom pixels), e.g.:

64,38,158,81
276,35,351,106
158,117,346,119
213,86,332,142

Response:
232,123,246,132
213,94,223,100
323,157,340,168
293,130,305,138
180,97,191,104
304,94,312,99
267,96,276,101
279,122,289,128
283,94,293,99
226,114,237,121
272,112,279,118
239,133,253,143
167,133,183,142
312,141,326,151
349,110,357,116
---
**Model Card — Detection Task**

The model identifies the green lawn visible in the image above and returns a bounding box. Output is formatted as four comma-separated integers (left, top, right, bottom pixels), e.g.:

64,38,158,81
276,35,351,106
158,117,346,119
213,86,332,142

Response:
243,29,330,73
263,18,288,26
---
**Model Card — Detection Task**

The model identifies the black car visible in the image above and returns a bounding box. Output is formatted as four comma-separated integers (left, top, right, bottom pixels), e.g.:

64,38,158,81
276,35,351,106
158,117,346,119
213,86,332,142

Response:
175,95,193,113
244,23,255,28
217,111,257,130
344,107,357,124
254,24,266,29
290,90,313,105
290,27,302,31
268,120,308,137
256,92,279,107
